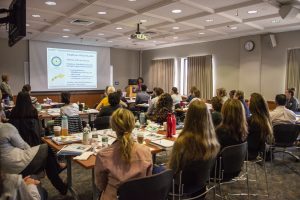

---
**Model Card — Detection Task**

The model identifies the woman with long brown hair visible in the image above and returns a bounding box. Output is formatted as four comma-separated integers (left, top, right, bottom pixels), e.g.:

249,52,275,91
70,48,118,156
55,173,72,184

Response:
248,93,273,160
95,108,152,200
216,99,248,149
169,99,220,172
148,93,173,124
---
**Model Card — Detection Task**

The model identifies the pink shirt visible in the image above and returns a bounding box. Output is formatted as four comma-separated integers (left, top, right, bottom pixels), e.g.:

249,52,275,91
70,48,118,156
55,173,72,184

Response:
95,141,153,200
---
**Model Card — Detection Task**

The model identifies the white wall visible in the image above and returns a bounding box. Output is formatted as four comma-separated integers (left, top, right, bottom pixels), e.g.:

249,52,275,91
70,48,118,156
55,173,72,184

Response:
142,30,300,101
0,39,28,95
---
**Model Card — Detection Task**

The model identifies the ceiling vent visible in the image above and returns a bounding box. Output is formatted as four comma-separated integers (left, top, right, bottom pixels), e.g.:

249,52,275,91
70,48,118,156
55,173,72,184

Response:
70,19,94,26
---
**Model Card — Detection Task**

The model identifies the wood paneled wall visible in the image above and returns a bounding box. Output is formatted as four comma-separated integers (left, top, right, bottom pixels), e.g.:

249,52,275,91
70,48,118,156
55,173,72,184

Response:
29,91,105,108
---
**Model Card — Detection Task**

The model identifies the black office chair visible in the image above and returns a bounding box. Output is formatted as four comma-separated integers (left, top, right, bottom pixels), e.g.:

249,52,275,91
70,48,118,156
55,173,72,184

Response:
93,116,111,130
216,142,249,198
117,169,174,200
271,124,300,161
54,115,83,133
170,158,216,200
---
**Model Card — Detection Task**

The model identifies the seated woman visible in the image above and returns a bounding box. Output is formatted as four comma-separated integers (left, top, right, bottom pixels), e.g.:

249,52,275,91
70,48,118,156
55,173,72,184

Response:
216,88,228,104
0,123,67,195
235,90,250,119
60,92,79,117
22,84,38,105
148,93,173,124
247,93,273,160
169,100,220,195
96,86,115,110
9,92,42,147
98,92,121,117
186,86,197,102
171,87,182,106
216,99,248,149
211,96,223,127
147,88,164,115
215,99,248,180
95,108,152,200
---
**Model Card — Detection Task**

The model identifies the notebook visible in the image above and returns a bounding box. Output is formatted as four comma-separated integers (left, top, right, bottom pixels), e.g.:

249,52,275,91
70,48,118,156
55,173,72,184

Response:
57,144,91,156
52,134,82,145
150,139,174,149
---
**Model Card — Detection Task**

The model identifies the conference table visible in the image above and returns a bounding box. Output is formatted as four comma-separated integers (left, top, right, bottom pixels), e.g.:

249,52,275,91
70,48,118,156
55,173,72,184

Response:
42,129,176,200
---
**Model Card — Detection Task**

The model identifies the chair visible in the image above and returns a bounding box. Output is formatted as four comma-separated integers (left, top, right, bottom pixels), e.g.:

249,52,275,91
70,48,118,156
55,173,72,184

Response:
54,115,83,133
215,142,249,199
93,116,111,130
117,169,174,200
170,159,216,200
271,124,300,161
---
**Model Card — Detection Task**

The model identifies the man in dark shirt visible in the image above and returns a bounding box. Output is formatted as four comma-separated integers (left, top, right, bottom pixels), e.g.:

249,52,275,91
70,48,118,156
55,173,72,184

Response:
285,89,299,112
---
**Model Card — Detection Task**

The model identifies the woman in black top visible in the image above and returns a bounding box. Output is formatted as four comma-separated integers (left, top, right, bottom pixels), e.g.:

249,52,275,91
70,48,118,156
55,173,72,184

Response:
98,92,121,117
9,91,42,147
211,96,222,127
247,93,273,160
216,99,248,149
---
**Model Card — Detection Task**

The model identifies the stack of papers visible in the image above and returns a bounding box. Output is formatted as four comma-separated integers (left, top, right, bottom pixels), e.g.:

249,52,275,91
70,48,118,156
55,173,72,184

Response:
52,134,82,145
150,139,174,149
57,144,91,156
85,109,99,114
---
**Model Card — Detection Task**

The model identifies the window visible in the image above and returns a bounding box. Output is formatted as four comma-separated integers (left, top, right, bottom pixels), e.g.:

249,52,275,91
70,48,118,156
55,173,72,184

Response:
180,58,188,95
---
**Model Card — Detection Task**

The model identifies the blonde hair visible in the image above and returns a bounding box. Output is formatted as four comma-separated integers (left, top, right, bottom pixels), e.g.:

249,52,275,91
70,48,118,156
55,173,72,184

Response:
106,86,116,95
169,100,220,173
221,99,248,141
110,108,135,162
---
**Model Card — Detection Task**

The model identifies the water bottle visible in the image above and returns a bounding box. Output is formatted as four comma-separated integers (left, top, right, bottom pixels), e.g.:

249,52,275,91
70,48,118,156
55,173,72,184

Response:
166,113,173,138
139,112,146,125
61,116,68,136
86,124,92,141
102,130,109,148
82,127,89,145
171,114,177,135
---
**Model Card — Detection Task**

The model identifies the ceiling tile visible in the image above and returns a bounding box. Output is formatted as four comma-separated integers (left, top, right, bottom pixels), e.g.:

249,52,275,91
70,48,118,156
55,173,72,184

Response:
188,0,250,10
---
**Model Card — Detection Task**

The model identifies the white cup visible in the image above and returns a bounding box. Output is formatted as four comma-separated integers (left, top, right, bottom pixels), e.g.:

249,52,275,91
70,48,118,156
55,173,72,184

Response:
53,126,61,136
163,122,167,131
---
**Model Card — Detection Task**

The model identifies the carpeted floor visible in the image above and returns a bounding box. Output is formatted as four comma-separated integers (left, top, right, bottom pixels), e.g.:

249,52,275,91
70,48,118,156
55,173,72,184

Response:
41,151,300,200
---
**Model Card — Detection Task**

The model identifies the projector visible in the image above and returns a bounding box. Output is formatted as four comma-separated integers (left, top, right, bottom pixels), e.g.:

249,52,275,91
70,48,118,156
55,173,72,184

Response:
130,33,150,40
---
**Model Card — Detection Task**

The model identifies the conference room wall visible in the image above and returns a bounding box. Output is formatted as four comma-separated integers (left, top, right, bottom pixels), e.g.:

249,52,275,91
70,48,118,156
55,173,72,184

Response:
142,38,241,96
142,30,300,101
0,38,28,95
110,47,140,90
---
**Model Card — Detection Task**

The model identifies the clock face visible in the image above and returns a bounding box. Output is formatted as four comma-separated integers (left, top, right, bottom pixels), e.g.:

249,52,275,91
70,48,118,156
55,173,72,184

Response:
51,56,62,66
244,41,255,51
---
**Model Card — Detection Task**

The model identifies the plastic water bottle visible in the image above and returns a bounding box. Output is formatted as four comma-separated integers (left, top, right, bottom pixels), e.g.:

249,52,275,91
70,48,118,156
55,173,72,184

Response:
82,127,89,145
139,112,146,125
61,116,68,136
86,124,92,141
102,130,109,148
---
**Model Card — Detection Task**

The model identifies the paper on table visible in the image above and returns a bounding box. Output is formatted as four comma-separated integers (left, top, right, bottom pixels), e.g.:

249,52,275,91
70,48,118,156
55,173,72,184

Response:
74,151,94,160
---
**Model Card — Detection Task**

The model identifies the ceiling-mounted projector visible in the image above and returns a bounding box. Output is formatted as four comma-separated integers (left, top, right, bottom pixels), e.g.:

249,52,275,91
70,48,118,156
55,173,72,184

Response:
130,23,155,40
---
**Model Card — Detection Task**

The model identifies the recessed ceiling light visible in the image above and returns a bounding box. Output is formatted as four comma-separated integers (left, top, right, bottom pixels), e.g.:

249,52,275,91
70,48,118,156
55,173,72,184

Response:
173,36,178,39
128,0,136,1
199,32,205,35
230,26,237,30
172,9,182,14
107,40,113,42
272,19,280,23
205,19,213,22
98,33,104,36
116,27,123,30
32,14,41,18
26,24,30,27
62,35,69,38
63,28,70,32
140,19,147,23
172,26,180,30
247,10,258,14
128,37,131,40
45,1,56,6
97,11,107,15
153,40,157,43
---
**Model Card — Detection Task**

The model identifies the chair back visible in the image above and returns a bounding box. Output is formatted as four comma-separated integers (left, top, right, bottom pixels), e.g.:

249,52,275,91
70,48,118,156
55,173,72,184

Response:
54,115,83,133
117,169,173,200
93,116,111,130
219,142,247,176
273,124,300,147
178,158,215,194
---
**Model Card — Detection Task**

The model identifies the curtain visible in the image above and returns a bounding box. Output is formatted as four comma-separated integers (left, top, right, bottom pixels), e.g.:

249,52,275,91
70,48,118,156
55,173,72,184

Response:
286,49,300,100
149,58,174,93
187,55,213,99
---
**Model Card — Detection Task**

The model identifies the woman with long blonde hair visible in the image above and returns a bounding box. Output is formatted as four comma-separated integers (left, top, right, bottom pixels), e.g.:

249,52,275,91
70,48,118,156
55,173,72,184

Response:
95,108,153,200
169,99,220,174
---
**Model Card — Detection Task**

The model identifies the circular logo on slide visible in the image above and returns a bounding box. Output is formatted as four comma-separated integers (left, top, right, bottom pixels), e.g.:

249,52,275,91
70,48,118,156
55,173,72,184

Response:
51,56,62,66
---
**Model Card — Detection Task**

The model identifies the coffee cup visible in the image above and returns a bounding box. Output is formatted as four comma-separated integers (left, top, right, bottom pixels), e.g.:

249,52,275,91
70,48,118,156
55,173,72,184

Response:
53,126,61,136
137,132,144,144
163,122,167,131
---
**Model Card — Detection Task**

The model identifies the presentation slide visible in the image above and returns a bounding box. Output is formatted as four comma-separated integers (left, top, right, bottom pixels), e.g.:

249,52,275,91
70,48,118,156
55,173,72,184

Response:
29,41,111,92
47,48,97,89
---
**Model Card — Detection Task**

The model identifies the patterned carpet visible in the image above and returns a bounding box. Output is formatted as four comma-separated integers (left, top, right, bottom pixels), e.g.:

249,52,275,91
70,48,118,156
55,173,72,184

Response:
41,151,300,200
